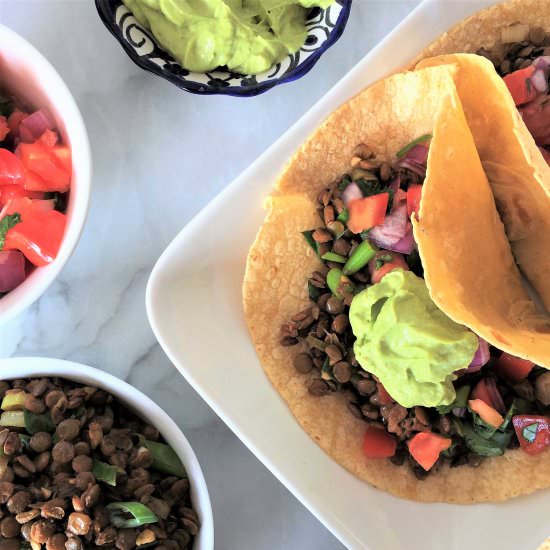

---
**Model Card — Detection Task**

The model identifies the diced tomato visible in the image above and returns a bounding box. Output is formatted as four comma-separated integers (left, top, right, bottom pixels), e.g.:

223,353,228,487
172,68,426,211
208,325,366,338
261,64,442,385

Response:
347,193,389,234
0,149,25,186
469,398,504,429
376,382,394,404
369,250,409,284
7,109,28,137
0,184,44,206
4,197,66,266
408,432,452,471
503,66,538,106
38,129,58,148
407,184,423,217
363,426,397,458
0,116,9,141
493,352,534,383
521,99,550,146
513,415,550,455
51,145,71,174
17,142,70,192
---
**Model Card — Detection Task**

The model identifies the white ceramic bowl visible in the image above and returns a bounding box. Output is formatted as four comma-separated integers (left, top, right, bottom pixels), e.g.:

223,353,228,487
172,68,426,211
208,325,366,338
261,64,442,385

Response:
146,1,550,549
0,357,214,549
0,24,91,323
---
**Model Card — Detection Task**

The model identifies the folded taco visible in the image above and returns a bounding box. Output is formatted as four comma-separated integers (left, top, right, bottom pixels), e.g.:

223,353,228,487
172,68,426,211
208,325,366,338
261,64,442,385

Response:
243,2,550,504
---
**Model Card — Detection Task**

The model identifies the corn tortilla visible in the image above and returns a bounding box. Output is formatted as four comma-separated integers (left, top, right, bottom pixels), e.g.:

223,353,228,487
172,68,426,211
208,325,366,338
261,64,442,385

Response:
243,1,550,503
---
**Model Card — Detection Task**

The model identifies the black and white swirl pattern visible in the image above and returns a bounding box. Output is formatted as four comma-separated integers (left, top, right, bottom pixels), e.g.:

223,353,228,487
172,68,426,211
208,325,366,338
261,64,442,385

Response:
95,0,351,96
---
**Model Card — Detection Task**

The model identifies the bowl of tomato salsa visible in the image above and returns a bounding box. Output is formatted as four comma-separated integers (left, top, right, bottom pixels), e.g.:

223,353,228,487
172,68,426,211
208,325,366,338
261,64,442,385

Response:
0,24,91,323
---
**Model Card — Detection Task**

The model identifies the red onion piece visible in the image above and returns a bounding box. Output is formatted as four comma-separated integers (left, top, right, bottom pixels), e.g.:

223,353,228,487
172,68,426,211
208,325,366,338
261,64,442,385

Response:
470,338,490,368
521,97,550,145
388,176,400,194
19,109,54,143
452,407,467,418
485,377,506,414
368,202,409,248
531,68,549,94
533,56,550,71
342,181,363,207
387,224,415,254
404,144,429,164
398,158,426,177
0,251,26,293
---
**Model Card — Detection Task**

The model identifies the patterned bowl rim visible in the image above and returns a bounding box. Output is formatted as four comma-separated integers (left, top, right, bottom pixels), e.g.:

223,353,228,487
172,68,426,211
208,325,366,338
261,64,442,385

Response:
94,0,352,97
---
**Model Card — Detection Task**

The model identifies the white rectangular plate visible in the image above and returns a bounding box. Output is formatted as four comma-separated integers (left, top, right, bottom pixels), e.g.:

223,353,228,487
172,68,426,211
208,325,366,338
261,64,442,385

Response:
147,2,550,548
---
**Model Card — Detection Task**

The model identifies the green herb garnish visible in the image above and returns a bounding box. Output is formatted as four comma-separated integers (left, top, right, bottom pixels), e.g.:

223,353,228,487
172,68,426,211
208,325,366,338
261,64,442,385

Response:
307,281,322,302
338,175,352,191
355,178,386,198
375,254,394,271
337,207,349,224
0,410,54,434
460,421,512,457
301,230,320,257
436,385,470,415
321,252,346,264
0,213,21,250
396,134,432,158
106,502,158,528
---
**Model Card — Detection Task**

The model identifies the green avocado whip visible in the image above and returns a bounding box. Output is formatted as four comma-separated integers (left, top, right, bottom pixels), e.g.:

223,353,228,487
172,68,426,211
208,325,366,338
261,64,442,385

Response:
349,270,478,408
122,0,335,74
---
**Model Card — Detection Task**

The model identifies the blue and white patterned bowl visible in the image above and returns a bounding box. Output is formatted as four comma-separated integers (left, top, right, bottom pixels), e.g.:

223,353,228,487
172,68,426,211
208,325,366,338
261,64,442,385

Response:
95,1,352,97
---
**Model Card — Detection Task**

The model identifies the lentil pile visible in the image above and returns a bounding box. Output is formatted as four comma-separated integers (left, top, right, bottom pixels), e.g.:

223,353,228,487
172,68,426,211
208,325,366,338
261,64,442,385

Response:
281,143,550,478
0,378,199,549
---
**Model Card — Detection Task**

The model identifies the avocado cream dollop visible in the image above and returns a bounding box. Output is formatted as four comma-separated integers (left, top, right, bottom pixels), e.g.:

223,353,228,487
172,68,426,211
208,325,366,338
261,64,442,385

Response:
123,0,334,74
349,270,478,408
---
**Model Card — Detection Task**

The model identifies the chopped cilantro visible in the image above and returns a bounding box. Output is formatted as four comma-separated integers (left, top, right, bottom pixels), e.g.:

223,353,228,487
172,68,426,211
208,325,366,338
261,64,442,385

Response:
375,254,393,270
0,213,21,249
301,230,320,257
338,175,352,191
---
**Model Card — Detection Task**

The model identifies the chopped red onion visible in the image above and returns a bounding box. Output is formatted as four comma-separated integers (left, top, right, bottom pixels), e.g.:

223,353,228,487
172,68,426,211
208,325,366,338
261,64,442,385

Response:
470,338,490,368
0,251,26,293
368,202,408,248
485,377,506,414
530,68,549,94
397,158,426,177
404,144,429,164
387,224,415,254
19,109,54,143
533,56,550,71
342,181,363,207
452,407,467,418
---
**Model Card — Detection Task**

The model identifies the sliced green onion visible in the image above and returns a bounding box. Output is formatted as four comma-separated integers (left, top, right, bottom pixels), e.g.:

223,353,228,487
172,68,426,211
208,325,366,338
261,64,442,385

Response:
343,241,377,275
326,221,345,239
301,230,320,257
396,134,432,158
1,391,27,411
93,460,123,487
336,207,349,224
305,334,326,352
143,440,187,478
106,502,158,528
326,268,354,299
0,411,25,428
321,252,346,264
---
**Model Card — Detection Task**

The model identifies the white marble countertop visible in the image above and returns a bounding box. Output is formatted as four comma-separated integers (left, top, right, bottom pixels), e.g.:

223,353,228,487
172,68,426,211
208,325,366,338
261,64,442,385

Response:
0,1,419,547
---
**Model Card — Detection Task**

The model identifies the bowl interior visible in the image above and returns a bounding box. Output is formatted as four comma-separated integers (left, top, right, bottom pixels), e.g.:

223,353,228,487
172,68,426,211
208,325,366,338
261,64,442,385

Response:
95,0,352,96
0,357,214,550
0,24,91,322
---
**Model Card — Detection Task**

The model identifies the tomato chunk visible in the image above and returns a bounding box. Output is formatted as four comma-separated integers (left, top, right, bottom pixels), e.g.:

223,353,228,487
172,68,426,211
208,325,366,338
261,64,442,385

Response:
471,379,493,407
503,66,538,106
0,184,44,206
369,250,409,284
513,415,550,455
0,116,9,141
407,184,423,217
493,352,534,383
347,193,389,234
4,197,66,266
469,399,504,429
408,432,452,471
363,426,397,458
0,149,25,186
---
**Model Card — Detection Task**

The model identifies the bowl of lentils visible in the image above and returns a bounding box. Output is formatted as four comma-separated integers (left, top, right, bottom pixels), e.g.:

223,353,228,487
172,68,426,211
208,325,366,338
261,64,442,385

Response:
0,357,213,550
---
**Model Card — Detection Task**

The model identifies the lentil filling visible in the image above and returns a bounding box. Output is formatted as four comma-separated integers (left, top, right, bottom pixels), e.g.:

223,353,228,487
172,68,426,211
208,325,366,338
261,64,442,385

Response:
281,134,550,479
0,377,199,550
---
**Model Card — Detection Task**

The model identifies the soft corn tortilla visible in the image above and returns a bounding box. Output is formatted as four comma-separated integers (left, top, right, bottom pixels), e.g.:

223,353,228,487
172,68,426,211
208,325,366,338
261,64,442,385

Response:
416,53,550,312
243,65,550,503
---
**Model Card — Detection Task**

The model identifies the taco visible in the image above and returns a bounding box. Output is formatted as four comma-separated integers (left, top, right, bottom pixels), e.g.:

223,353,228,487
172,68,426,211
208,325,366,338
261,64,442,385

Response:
243,2,550,503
